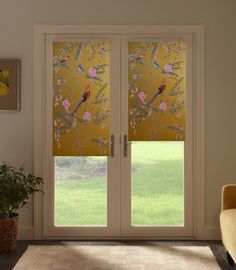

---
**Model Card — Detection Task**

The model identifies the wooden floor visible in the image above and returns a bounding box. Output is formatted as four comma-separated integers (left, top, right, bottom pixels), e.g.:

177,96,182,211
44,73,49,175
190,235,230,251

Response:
0,240,235,270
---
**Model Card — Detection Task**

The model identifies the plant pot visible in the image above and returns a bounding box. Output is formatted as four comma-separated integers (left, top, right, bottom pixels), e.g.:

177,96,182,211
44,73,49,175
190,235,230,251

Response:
0,213,19,251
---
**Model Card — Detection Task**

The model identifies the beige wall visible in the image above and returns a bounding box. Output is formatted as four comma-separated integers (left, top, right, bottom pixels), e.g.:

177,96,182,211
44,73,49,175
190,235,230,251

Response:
0,0,236,237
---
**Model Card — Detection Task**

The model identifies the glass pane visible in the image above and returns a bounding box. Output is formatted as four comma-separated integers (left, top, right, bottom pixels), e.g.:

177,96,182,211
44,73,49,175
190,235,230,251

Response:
131,141,184,226
55,156,107,226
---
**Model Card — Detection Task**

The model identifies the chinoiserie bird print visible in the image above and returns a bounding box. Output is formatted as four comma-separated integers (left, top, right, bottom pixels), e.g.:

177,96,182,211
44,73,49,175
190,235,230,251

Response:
135,55,143,61
134,55,144,64
147,80,166,105
154,61,161,68
75,42,83,60
60,56,69,64
129,55,144,65
151,44,158,58
77,64,85,72
71,85,91,116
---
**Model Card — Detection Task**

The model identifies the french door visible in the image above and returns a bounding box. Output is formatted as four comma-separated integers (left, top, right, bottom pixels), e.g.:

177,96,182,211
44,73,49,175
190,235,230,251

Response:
120,36,193,237
41,32,194,239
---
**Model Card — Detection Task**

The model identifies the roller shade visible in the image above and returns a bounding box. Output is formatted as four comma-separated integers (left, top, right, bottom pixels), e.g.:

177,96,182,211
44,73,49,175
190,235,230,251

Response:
53,41,110,156
128,41,186,141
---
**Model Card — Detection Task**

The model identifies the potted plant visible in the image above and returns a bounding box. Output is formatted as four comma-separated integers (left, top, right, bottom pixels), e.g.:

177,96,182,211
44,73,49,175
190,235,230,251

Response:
0,162,43,251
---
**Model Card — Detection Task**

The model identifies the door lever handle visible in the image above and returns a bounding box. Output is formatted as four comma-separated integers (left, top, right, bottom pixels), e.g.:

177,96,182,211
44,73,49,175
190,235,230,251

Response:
110,134,115,157
124,134,131,157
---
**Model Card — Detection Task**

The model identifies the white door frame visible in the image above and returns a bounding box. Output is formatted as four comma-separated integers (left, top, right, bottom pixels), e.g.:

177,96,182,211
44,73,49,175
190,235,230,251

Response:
33,25,205,240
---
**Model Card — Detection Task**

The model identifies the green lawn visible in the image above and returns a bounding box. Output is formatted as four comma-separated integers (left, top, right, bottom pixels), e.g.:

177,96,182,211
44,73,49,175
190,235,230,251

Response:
55,142,184,226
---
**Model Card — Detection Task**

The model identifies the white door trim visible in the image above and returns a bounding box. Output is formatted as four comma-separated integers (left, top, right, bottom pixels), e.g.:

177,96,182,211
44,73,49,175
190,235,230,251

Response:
33,25,205,239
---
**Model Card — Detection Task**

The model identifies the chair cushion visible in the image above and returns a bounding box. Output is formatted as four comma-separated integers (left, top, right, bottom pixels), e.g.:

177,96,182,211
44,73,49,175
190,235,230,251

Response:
220,208,236,261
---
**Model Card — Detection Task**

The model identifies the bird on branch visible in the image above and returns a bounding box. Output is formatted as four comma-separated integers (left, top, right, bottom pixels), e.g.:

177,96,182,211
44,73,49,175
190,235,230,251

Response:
147,80,166,106
71,85,90,116
59,56,69,64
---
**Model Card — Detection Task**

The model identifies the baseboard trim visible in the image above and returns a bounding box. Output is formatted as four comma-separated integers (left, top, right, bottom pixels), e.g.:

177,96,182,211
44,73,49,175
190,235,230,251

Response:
197,226,221,240
17,226,222,240
18,226,34,240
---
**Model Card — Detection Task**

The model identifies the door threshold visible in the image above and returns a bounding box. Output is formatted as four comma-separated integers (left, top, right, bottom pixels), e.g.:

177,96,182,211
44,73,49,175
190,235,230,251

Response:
41,236,196,241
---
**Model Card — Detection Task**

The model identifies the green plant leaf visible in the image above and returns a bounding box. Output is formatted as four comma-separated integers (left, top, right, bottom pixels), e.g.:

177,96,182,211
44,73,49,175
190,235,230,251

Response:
0,162,44,219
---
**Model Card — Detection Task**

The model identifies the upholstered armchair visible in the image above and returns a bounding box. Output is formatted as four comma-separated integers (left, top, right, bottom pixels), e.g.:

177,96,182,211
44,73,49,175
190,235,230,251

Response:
220,184,236,265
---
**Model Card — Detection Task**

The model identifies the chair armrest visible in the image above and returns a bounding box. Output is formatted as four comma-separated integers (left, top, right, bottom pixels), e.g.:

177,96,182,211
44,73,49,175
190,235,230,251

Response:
221,184,236,211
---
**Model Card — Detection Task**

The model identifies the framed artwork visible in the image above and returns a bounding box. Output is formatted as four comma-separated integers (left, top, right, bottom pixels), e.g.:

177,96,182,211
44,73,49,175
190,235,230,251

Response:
0,59,20,111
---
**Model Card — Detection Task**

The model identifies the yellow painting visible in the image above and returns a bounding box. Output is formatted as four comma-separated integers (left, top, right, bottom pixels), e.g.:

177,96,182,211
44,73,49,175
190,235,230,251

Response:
0,70,10,96
128,41,186,141
53,41,110,156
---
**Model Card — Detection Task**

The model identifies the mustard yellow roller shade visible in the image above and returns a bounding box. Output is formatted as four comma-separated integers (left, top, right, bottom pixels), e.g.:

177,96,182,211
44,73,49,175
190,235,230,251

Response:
53,41,110,156
128,41,186,141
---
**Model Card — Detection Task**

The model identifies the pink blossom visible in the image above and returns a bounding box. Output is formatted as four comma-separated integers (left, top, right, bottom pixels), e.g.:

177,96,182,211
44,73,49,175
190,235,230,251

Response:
138,91,146,102
164,64,173,73
83,111,92,122
159,102,168,111
100,123,106,129
55,67,60,74
59,48,66,55
148,110,152,117
133,73,141,80
176,112,182,118
57,77,65,86
62,99,71,110
88,67,97,78
130,63,135,69
130,120,136,129
53,56,59,62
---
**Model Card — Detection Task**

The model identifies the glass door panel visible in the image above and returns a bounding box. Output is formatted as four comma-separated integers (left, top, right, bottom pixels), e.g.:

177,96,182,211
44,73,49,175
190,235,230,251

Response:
55,156,107,226
131,141,184,226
